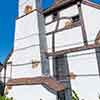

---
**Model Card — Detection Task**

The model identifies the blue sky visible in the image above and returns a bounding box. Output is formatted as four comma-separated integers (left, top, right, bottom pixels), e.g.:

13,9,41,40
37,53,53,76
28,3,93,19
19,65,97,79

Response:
41,0,54,9
0,0,99,63
91,0,100,4
0,0,53,63
0,0,18,63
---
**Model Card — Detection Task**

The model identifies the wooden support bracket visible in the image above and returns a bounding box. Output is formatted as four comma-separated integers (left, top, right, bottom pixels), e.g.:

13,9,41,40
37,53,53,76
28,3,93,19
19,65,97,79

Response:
7,76,65,92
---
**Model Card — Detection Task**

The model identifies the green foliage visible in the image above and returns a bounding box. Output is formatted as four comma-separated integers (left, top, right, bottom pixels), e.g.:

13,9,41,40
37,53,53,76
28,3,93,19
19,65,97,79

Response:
72,90,79,100
98,95,100,100
0,81,4,96
0,96,12,100
72,96,78,100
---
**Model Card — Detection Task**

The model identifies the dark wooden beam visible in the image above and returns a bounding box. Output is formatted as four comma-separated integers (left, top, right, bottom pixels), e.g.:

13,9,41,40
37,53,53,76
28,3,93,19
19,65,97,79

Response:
48,44,100,57
16,0,100,21
77,2,88,45
46,20,81,35
0,63,3,72
16,0,81,20
43,0,81,16
45,16,72,25
7,76,64,92
83,0,100,10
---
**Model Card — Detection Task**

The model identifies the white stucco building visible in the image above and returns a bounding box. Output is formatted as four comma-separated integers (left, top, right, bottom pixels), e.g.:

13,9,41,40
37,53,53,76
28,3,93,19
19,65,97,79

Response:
1,0,100,100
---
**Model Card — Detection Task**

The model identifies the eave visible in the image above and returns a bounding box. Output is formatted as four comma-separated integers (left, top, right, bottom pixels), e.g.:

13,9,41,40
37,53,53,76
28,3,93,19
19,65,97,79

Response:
83,0,100,9
16,0,100,20
43,0,81,16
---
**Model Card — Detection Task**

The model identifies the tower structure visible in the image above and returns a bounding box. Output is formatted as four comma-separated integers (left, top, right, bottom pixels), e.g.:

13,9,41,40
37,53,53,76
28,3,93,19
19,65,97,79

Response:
3,0,65,100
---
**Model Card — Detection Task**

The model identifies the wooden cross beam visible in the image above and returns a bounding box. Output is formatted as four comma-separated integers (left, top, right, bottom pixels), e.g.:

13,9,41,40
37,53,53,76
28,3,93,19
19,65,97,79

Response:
7,76,65,92
48,44,100,57
82,0,100,10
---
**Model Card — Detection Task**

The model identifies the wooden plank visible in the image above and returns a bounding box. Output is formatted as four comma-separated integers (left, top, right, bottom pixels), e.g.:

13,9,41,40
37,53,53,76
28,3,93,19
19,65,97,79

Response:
7,76,64,92
45,16,72,25
43,0,81,16
16,0,81,20
77,2,88,45
46,21,81,35
82,0,100,10
16,0,100,21
48,44,100,56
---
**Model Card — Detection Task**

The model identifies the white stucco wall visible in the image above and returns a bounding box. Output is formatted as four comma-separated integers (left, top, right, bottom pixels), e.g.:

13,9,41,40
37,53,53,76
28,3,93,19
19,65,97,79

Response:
10,11,41,78
82,4,100,44
68,49,100,100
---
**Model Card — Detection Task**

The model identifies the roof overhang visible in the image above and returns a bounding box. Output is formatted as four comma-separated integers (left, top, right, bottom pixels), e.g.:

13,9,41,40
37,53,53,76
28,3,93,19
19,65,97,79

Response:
17,0,100,20
43,0,81,16
82,0,100,9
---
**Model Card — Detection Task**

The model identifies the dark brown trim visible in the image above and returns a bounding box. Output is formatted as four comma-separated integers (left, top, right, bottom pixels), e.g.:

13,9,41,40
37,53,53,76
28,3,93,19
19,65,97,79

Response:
77,2,88,45
43,0,81,16
16,11,34,20
16,0,100,20
46,20,81,35
7,76,64,92
95,30,100,44
45,16,72,25
95,47,100,75
0,63,3,72
16,9,42,20
82,0,100,10
48,44,100,57
95,31,100,75
16,0,81,20
45,15,80,25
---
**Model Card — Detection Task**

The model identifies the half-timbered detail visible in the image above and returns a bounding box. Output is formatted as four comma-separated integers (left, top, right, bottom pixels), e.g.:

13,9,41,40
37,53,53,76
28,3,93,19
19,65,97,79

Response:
0,0,100,100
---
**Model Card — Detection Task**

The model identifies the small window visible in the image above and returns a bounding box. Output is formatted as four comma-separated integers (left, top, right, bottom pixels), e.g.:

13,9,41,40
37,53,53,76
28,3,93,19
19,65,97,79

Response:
53,12,59,21
71,14,80,23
